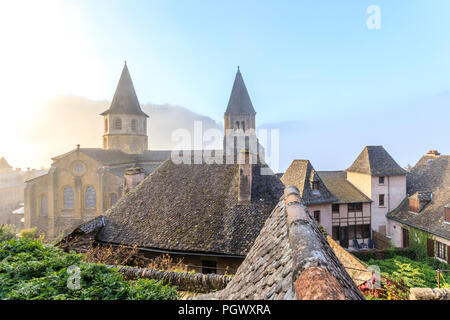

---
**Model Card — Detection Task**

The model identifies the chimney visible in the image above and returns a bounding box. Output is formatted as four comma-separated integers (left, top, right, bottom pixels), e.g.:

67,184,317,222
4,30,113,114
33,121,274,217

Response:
123,167,145,196
426,150,440,157
445,205,450,223
409,191,432,213
238,150,255,203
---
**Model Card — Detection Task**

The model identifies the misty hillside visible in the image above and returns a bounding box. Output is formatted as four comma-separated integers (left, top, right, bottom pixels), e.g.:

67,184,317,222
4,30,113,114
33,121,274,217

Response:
24,95,222,166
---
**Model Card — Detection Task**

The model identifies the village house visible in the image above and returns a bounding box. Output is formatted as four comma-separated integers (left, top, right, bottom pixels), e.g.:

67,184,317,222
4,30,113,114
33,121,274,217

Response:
281,145,407,250
387,150,450,264
0,157,46,229
58,68,284,274
24,63,172,238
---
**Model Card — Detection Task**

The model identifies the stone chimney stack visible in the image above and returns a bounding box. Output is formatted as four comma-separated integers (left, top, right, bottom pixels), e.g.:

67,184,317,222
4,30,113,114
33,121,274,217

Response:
409,191,432,213
427,150,440,157
123,167,145,196
238,150,255,204
445,204,450,223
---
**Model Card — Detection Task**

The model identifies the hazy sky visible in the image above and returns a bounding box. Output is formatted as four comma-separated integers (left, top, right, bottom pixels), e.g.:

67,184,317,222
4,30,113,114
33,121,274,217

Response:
0,0,449,170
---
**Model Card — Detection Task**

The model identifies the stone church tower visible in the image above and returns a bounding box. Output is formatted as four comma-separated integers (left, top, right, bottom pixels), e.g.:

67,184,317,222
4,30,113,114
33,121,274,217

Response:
101,62,149,154
224,67,256,134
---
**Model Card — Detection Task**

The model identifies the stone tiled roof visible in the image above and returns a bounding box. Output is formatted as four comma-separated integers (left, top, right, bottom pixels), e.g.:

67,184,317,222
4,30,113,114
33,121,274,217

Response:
100,62,148,117
225,68,256,115
281,160,336,205
200,186,365,300
52,148,171,166
318,171,372,204
346,146,406,176
387,155,450,240
62,155,284,256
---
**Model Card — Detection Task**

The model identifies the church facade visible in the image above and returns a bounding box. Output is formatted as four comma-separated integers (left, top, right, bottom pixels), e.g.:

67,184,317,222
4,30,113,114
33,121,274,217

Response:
24,63,171,238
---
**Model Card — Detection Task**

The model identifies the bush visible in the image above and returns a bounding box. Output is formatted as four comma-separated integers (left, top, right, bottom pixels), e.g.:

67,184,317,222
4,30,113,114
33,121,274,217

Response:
0,225,17,242
367,255,450,289
19,227,37,240
0,238,179,300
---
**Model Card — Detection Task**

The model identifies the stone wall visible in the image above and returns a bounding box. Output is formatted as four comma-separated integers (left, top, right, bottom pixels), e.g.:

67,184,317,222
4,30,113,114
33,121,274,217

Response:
410,288,450,300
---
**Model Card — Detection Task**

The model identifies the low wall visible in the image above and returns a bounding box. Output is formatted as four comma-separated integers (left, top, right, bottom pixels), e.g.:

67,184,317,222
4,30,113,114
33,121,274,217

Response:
110,265,232,293
410,288,450,300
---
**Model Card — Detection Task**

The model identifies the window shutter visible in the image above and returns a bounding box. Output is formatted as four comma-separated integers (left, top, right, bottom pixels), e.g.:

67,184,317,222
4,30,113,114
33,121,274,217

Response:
427,238,434,257
447,246,450,264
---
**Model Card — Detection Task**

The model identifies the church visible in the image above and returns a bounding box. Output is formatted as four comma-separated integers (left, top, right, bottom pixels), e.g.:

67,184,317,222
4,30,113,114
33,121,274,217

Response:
58,65,284,275
24,63,172,238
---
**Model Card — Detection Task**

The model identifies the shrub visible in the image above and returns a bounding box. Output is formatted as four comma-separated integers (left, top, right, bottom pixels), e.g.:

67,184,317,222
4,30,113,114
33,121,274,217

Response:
0,225,17,242
0,238,178,300
19,227,37,240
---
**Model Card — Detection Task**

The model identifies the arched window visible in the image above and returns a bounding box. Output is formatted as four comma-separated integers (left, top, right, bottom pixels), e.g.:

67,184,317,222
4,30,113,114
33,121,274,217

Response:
114,118,122,130
110,193,118,207
241,121,245,131
131,119,137,131
41,195,48,215
63,187,74,208
104,118,108,132
85,186,96,208
103,137,107,149
143,119,146,132
235,121,240,130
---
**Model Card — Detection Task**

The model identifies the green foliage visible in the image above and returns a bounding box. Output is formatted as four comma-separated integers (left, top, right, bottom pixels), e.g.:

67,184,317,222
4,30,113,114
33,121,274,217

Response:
367,255,450,289
0,238,178,300
408,227,429,261
19,227,37,240
0,225,17,242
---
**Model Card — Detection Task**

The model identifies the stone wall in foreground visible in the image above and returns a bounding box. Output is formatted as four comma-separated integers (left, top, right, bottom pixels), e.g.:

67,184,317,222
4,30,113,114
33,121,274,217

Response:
409,288,450,300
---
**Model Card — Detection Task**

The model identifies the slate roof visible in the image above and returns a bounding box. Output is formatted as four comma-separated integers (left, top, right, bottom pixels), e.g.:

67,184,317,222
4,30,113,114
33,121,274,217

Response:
100,62,148,117
225,68,256,115
201,188,365,300
281,160,336,205
52,148,171,167
387,155,450,240
318,171,372,204
346,146,406,176
66,156,284,256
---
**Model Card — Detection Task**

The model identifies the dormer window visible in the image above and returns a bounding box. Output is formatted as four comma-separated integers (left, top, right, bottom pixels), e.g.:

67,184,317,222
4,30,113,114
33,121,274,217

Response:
312,181,320,191
379,176,385,184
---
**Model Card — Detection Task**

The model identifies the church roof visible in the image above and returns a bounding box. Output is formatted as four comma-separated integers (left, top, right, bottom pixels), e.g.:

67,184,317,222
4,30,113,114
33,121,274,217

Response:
387,154,450,240
100,62,149,117
51,148,171,167
0,157,12,170
281,160,336,205
346,146,406,176
199,186,365,300
61,155,284,257
225,68,256,115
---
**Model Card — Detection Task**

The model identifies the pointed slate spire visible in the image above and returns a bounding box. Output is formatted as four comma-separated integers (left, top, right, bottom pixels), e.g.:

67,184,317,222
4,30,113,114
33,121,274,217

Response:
0,157,12,170
225,67,256,115
100,62,148,117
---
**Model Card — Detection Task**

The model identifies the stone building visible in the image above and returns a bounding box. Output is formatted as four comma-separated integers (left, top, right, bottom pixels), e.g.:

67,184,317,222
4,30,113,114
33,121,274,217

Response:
0,157,46,228
281,145,406,250
387,150,450,264
24,63,172,238
59,68,284,275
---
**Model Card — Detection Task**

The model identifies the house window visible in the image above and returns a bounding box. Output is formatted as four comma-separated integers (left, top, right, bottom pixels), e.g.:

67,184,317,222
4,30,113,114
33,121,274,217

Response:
379,176,385,184
110,193,118,207
114,118,122,130
402,228,409,248
379,194,385,207
348,203,363,212
131,119,137,131
356,224,371,239
241,121,245,131
63,187,74,208
104,118,108,132
313,210,321,223
202,260,217,274
312,181,320,191
436,241,447,261
332,204,340,213
41,195,48,215
85,186,96,208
